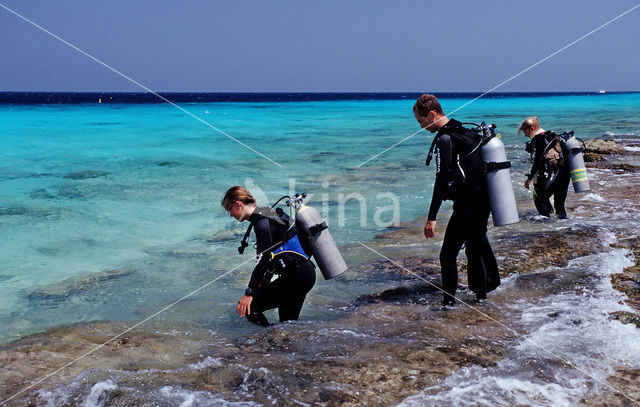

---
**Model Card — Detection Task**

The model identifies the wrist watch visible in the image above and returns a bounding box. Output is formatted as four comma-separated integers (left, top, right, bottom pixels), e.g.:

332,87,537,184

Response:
245,287,253,296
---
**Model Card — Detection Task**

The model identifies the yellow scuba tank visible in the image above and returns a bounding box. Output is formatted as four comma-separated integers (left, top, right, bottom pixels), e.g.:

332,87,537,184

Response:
563,134,590,192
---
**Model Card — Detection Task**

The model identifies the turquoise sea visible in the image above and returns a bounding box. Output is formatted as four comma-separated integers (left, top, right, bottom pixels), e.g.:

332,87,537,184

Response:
1,92,640,345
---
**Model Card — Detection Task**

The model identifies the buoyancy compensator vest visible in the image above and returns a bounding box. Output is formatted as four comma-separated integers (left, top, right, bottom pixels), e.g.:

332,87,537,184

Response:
528,130,590,193
426,121,519,226
238,206,309,273
237,193,348,280
542,131,566,171
426,120,485,200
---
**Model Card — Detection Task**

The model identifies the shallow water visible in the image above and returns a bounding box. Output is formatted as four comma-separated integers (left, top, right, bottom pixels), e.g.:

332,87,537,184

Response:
2,92,639,344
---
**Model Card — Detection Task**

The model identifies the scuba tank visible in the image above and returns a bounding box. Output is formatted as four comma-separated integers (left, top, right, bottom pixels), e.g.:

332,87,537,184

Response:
563,133,590,192
290,194,347,280
479,127,520,226
447,122,519,227
238,193,347,280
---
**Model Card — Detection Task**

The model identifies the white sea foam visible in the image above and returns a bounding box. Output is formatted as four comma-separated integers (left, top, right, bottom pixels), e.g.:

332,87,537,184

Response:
33,387,71,407
188,356,224,370
157,386,260,406
316,327,371,339
82,380,118,407
603,131,639,138
579,192,605,202
625,146,640,152
398,248,640,407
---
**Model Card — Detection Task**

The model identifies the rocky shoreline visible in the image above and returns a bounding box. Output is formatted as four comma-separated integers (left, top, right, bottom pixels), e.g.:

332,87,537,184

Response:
1,139,639,406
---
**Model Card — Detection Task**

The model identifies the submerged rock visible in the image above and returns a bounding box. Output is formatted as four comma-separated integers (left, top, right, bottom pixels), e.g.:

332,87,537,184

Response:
28,188,57,200
0,205,55,218
63,170,110,180
26,269,135,302
206,228,246,243
357,281,441,304
156,161,180,167
0,205,30,216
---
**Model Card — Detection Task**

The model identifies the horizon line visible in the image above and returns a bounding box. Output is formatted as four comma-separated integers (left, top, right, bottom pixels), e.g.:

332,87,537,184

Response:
1,90,638,94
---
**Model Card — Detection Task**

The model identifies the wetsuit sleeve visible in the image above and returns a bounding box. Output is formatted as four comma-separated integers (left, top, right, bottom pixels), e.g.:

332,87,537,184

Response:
527,134,548,179
248,217,273,291
428,134,453,221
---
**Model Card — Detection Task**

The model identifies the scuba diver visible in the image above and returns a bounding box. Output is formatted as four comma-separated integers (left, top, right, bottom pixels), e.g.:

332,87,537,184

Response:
413,94,500,306
518,116,571,219
222,186,316,326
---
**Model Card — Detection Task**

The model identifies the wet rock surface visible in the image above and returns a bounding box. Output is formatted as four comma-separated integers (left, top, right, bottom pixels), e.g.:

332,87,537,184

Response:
611,236,640,320
581,369,640,407
584,139,628,155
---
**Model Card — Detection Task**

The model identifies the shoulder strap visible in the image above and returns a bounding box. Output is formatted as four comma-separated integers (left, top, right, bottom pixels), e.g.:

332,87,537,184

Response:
237,207,291,254
426,119,466,166
541,131,560,154
238,223,254,254
252,207,286,225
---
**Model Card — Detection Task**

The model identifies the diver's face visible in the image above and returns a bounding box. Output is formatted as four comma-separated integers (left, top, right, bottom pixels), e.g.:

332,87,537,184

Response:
523,128,534,139
414,110,438,133
228,200,243,221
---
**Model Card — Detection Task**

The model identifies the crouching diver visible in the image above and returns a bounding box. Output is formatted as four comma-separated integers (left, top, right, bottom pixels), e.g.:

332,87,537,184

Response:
413,94,500,306
518,116,571,219
222,186,316,326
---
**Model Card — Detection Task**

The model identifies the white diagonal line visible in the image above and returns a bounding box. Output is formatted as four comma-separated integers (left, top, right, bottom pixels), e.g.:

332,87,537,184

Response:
357,128,425,168
0,3,282,168
357,3,640,168
357,241,640,406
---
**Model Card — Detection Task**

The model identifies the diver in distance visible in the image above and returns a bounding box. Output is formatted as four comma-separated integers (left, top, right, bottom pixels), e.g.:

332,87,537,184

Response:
518,116,571,219
222,186,316,326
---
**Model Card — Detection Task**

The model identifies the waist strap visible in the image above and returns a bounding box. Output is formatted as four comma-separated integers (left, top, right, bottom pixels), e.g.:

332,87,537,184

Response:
484,161,511,173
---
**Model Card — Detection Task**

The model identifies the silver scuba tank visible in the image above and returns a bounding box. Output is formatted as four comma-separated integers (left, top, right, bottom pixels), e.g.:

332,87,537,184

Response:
564,136,590,192
295,204,347,280
480,135,520,226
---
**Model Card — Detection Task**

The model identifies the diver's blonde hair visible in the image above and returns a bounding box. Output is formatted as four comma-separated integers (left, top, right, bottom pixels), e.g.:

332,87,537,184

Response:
517,116,540,135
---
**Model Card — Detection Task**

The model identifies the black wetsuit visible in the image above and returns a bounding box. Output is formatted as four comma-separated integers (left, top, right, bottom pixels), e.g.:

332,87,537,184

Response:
428,119,500,305
527,132,571,218
246,212,316,325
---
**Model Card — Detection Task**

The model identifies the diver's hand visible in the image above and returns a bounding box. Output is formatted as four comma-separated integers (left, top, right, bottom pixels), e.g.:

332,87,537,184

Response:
524,179,532,190
424,220,436,239
236,294,253,317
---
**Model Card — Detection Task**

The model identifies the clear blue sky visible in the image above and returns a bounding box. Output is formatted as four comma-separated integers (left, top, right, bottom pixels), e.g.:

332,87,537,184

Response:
1,1,639,92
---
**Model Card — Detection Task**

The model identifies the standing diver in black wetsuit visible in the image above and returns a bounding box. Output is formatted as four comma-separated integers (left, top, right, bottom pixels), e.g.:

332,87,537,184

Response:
413,94,500,306
222,186,316,326
518,116,570,219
